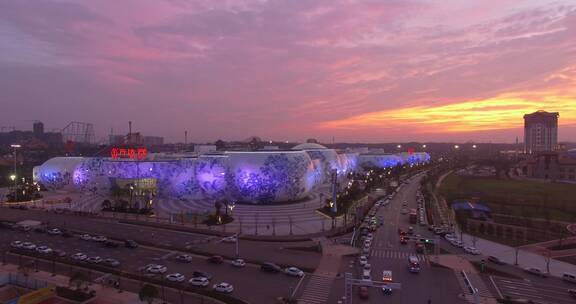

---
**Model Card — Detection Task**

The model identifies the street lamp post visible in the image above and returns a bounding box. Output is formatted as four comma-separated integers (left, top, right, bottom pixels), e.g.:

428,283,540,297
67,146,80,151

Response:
10,144,21,202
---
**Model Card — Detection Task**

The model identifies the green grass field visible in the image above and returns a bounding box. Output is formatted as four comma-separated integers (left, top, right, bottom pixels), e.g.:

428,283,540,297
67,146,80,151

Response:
438,173,576,221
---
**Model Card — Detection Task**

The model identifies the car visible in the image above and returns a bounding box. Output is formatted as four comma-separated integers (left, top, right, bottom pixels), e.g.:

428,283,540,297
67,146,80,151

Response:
382,270,393,282
166,273,186,282
450,239,463,248
525,267,548,278
18,225,31,232
125,240,138,248
362,246,370,254
569,289,576,298
408,227,414,235
146,264,167,274
87,256,102,264
487,256,505,265
189,277,210,287
261,262,282,273
10,240,23,248
359,256,368,266
80,234,92,241
358,286,369,299
104,240,120,248
192,271,212,280
47,228,62,235
231,258,245,267
36,246,53,254
213,282,234,293
444,234,456,241
176,254,193,263
71,253,87,261
361,273,371,282
285,267,304,277
464,246,480,255
382,284,393,295
21,242,36,250
102,258,120,267
363,263,371,272
53,249,67,257
91,235,107,242
207,255,224,264
400,237,407,245
222,236,237,243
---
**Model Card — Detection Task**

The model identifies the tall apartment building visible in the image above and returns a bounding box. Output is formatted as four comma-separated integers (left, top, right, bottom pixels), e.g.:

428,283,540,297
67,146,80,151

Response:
524,110,559,154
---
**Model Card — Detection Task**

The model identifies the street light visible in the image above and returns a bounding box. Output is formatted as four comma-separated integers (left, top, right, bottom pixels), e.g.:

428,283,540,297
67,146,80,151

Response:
10,144,21,202
422,144,427,149
397,144,402,149
454,145,460,149
472,144,477,149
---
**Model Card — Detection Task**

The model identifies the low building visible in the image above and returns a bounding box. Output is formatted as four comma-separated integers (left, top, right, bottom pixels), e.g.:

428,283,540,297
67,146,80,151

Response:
522,149,576,181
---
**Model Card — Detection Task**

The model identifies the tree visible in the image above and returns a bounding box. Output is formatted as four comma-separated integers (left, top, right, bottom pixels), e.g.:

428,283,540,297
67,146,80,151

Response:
214,200,223,217
69,271,89,290
139,284,159,304
214,139,226,150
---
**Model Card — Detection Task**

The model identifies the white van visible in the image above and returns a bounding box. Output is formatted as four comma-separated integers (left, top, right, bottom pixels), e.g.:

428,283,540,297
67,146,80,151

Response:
563,273,576,283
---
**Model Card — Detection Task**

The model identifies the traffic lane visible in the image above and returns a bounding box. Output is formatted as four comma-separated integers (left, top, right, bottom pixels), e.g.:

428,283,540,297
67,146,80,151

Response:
0,229,166,271
346,253,464,303
146,256,307,304
0,229,306,304
491,276,576,304
0,208,321,270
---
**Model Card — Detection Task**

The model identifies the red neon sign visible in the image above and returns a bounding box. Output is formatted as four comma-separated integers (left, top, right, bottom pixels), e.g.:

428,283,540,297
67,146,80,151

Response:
407,148,415,155
111,147,147,160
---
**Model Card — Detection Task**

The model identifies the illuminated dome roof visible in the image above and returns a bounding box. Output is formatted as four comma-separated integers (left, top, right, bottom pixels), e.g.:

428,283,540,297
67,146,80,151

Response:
292,143,328,150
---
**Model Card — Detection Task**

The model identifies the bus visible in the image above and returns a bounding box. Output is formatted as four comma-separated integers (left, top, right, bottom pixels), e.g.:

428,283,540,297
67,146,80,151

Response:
408,255,421,273
409,209,418,224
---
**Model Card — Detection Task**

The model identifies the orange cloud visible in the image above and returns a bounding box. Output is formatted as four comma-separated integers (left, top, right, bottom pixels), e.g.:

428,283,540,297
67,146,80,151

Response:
319,93,576,133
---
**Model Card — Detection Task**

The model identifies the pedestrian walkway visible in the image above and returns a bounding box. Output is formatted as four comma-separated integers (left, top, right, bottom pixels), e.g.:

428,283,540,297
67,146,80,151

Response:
369,249,427,261
298,274,334,304
298,237,358,304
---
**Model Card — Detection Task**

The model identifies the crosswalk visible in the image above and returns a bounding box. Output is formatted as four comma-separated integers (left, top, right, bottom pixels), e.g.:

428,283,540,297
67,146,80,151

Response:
369,249,428,261
298,275,334,304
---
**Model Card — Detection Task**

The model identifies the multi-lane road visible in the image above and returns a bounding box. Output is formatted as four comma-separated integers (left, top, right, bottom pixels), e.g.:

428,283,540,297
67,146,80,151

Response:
329,173,465,303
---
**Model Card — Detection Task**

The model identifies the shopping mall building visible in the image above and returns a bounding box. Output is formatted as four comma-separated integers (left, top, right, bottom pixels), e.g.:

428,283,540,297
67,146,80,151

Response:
33,143,430,204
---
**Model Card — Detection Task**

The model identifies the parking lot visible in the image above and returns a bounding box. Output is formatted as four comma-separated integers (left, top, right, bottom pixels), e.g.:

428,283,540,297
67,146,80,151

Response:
0,225,308,304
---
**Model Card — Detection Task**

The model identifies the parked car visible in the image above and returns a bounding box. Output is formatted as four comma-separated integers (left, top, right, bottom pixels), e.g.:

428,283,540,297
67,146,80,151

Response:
166,273,186,282
47,228,62,235
359,255,368,266
87,256,103,264
80,234,92,241
189,277,210,287
125,240,138,248
222,236,237,243
261,262,282,273
464,246,480,255
231,259,245,267
146,264,167,274
192,271,212,280
102,258,120,267
21,242,36,250
568,289,576,298
284,267,304,277
176,254,193,263
213,282,234,293
36,246,53,254
207,255,224,264
91,235,107,242
487,256,505,265
71,253,87,261
524,267,548,278
10,240,23,248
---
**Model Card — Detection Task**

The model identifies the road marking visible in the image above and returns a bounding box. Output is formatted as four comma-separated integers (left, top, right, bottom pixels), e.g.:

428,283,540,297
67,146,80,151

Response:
489,276,503,299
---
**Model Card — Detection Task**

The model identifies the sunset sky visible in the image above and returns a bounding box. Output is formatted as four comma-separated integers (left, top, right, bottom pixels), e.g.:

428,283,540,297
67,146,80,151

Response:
1,0,575,143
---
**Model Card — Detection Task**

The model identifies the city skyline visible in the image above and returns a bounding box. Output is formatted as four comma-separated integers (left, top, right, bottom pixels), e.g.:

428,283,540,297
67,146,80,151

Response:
1,0,576,143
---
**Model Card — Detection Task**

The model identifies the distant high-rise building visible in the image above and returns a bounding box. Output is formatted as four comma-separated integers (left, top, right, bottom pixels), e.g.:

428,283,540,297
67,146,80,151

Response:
33,121,44,136
524,110,559,154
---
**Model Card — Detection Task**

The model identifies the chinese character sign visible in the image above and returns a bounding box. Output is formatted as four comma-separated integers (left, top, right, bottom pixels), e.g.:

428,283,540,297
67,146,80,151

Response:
110,147,147,160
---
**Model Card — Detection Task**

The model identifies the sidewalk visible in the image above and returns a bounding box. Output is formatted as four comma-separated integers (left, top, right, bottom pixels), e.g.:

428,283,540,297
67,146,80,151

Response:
459,233,576,277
